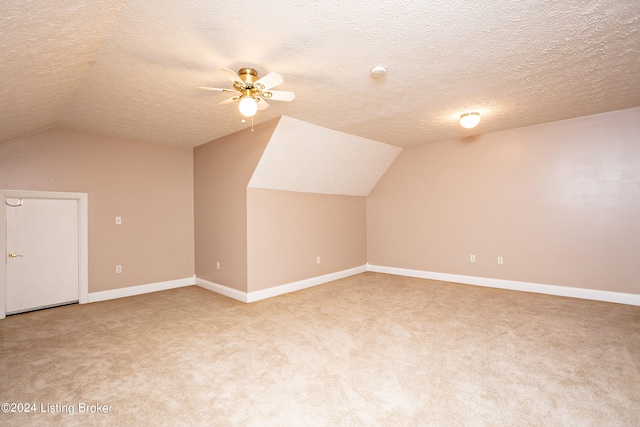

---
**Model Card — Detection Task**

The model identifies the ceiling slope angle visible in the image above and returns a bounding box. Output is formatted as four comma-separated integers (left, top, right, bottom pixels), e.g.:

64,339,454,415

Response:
248,116,402,196
0,0,126,144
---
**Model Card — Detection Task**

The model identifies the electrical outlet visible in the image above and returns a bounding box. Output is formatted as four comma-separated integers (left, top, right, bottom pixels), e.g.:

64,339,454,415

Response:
216,261,220,270
317,256,321,264
116,265,122,273
498,256,504,265
470,255,476,263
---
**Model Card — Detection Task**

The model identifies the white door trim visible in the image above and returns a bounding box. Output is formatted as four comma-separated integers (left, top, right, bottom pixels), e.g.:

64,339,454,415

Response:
1,190,88,319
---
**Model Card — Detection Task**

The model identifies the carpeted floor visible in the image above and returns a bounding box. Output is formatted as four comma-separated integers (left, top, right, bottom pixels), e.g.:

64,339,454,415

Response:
1,272,639,426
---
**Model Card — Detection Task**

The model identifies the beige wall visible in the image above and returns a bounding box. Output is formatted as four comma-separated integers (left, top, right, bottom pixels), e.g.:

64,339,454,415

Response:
247,188,367,292
193,119,278,292
4,108,636,299
367,107,640,294
0,128,195,292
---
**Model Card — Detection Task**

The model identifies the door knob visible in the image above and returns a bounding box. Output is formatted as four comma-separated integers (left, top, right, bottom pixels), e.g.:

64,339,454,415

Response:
8,252,23,258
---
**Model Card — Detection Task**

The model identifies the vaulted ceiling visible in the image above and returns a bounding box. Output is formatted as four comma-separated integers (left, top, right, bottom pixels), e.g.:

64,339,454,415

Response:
1,0,639,148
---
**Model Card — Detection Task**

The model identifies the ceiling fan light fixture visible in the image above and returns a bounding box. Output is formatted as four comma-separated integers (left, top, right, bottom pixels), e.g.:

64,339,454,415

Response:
460,112,481,129
201,67,294,118
238,96,258,117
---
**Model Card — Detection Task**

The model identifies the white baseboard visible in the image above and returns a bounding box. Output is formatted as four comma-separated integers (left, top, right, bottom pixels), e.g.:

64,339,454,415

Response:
196,265,368,303
195,277,249,303
366,264,640,306
84,265,638,307
247,265,367,302
87,276,195,303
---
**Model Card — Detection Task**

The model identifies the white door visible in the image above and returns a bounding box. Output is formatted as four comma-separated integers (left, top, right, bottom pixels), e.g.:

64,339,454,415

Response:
6,198,79,314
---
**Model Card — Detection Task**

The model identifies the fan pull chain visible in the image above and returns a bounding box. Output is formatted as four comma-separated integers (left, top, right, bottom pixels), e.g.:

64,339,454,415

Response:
251,115,254,132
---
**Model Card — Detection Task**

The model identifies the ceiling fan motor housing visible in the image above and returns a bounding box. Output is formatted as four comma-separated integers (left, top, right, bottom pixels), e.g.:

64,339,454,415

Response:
238,68,258,86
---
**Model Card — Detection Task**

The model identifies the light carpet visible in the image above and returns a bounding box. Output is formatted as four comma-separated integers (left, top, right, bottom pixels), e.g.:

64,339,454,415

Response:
1,272,638,426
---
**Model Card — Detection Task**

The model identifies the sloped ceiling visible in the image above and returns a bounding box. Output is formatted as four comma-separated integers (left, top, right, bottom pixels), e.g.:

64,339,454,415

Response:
1,0,639,148
249,116,401,196
0,0,126,143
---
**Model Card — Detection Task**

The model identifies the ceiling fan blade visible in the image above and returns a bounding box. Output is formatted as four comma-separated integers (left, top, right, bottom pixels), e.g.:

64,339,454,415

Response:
257,99,269,110
220,67,245,87
255,72,283,90
219,96,239,105
198,86,237,93
265,90,295,102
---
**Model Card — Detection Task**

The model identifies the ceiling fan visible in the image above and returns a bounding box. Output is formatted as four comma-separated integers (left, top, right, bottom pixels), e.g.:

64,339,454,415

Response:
199,68,295,117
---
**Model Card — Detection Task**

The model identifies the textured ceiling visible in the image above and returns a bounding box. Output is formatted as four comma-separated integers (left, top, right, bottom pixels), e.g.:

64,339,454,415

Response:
1,0,639,148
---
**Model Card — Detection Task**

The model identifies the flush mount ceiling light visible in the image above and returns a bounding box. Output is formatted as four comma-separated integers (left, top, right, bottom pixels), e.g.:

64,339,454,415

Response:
199,67,295,118
460,112,481,129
